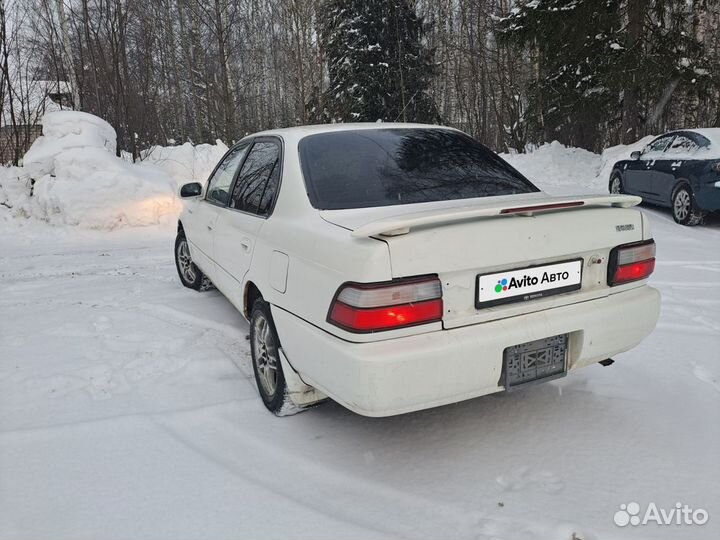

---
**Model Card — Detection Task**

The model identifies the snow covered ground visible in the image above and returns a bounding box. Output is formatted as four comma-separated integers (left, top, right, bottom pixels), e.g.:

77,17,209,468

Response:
1,141,719,540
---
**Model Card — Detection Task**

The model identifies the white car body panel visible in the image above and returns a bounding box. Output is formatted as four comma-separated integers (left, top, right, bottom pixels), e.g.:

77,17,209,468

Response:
272,286,660,416
212,209,263,308
178,123,661,416
184,199,221,275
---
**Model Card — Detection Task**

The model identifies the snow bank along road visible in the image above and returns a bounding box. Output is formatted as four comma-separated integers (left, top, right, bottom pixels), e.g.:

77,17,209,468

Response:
1,207,719,540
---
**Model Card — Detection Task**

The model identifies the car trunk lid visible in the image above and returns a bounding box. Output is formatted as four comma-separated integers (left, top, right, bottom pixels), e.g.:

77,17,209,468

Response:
320,193,646,329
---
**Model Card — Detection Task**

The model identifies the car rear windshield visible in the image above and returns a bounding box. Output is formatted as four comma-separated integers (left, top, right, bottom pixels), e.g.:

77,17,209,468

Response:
298,128,539,210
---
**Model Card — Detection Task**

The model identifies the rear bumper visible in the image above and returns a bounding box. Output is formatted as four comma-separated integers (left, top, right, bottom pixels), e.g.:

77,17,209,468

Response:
273,285,660,417
695,184,720,212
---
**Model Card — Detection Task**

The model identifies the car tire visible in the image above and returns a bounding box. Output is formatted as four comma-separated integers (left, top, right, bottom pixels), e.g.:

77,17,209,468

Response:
609,172,624,194
671,184,705,226
175,231,213,291
249,298,301,416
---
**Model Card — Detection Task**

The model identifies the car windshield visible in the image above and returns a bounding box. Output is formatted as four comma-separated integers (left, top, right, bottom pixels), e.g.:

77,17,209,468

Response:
298,128,539,210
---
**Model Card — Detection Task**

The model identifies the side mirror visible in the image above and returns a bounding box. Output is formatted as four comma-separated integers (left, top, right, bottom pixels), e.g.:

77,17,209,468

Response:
630,151,641,160
180,182,202,198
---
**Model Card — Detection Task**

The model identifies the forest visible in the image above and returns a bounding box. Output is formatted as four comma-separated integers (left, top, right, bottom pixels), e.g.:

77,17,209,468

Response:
1,0,718,163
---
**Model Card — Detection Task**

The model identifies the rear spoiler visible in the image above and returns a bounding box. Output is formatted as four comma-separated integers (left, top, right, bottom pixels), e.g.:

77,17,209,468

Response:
351,194,642,238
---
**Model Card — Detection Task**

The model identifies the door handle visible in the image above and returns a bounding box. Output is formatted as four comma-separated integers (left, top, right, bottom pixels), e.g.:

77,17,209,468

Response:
240,237,252,251
207,224,213,231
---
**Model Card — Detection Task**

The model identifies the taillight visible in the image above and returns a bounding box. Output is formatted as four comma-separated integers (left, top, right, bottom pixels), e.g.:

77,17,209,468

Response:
328,276,443,333
608,240,656,286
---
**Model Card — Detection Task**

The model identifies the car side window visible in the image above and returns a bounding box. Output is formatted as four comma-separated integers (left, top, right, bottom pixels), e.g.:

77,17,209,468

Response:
693,134,711,155
643,135,674,157
665,135,699,156
206,144,249,206
229,140,281,216
695,135,711,148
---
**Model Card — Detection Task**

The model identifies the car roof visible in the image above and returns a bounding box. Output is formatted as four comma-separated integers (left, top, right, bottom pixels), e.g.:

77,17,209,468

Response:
247,122,458,141
656,128,720,146
647,128,720,158
685,128,720,146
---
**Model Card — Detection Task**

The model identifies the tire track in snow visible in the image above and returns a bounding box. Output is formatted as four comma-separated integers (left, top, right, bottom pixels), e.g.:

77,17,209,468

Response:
0,398,248,436
152,406,490,540
130,301,255,379
136,302,248,342
692,364,720,393
150,414,398,540
0,262,173,282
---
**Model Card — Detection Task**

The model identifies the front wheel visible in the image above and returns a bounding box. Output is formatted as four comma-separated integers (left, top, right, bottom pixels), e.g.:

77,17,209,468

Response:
672,184,704,226
609,173,623,194
174,232,213,290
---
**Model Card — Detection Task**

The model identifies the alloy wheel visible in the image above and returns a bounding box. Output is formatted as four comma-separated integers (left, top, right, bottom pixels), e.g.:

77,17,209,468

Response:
177,238,196,283
674,189,691,221
253,314,278,397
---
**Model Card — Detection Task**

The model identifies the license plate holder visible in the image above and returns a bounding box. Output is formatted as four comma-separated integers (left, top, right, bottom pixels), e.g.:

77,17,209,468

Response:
476,259,583,309
502,334,569,389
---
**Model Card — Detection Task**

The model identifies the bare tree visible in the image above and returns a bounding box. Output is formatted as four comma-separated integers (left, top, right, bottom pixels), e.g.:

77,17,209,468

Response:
55,0,80,108
2,0,717,163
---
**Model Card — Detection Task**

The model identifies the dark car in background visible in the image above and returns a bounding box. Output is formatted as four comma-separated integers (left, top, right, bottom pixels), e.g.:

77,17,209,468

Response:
609,129,720,225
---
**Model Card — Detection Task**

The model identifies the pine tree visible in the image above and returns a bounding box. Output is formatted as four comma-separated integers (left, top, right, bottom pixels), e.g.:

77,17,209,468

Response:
499,0,715,151
498,0,624,150
312,0,439,123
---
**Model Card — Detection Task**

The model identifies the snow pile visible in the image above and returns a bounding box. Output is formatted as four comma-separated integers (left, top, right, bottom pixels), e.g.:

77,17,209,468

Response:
22,111,116,178
501,137,661,195
1,111,182,229
596,135,655,181
0,166,30,226
32,147,179,229
501,140,604,195
140,140,228,186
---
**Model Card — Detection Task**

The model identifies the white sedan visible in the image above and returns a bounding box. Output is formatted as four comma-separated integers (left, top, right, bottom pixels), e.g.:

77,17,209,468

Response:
175,123,661,417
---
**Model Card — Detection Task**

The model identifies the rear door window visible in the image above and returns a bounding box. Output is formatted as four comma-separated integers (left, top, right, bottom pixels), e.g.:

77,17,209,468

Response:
298,129,538,210
665,135,699,156
229,140,282,216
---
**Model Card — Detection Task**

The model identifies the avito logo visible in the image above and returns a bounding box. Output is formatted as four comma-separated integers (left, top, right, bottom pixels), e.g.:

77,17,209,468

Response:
496,275,538,293
495,271,570,294
494,278,508,293
613,501,709,527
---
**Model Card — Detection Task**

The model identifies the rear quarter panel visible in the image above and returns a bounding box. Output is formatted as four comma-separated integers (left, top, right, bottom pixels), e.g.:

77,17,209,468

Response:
689,160,720,211
241,138,434,345
649,158,720,210
658,159,706,204
246,212,398,340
